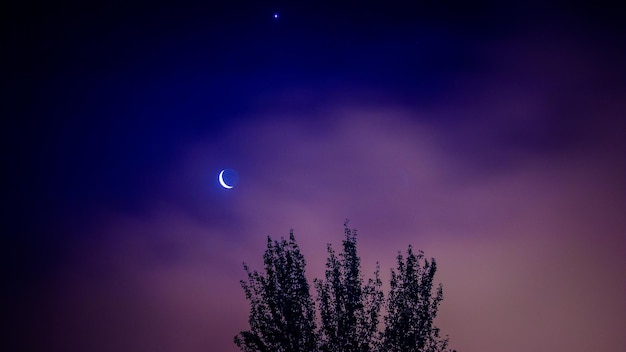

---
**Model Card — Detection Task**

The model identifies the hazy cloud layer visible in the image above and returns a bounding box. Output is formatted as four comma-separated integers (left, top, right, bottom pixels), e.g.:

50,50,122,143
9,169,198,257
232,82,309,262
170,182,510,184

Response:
22,33,625,352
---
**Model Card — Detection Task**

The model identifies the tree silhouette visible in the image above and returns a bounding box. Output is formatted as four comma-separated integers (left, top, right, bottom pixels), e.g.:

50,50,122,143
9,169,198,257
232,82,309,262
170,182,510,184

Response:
235,224,455,352
234,231,317,352
382,246,454,352
314,221,384,352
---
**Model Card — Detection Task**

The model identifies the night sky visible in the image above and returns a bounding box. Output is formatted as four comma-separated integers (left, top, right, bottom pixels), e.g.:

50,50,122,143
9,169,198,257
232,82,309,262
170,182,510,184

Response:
3,1,625,351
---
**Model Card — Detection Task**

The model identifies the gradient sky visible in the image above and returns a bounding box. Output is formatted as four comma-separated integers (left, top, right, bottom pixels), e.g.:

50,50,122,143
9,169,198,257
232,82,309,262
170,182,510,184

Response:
4,1,625,351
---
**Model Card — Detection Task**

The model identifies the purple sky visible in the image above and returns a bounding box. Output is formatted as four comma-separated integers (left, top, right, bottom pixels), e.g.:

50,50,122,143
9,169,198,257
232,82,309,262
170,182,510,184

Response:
5,2,625,351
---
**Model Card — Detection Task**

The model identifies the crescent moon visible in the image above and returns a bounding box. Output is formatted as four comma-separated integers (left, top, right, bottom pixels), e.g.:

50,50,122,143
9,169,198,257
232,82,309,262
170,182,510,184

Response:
219,170,233,189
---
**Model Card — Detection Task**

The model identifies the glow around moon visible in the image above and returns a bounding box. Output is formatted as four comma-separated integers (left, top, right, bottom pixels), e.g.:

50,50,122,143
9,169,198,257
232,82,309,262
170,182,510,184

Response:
218,169,239,189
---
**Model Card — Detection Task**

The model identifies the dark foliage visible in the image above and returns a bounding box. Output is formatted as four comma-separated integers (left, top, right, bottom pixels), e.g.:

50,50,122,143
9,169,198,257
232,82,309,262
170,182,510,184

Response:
234,231,317,352
235,224,455,352
314,221,384,352
382,246,455,352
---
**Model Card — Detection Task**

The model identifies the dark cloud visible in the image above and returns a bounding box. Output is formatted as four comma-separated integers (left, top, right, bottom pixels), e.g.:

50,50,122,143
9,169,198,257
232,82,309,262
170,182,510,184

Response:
15,33,624,351
4,2,625,351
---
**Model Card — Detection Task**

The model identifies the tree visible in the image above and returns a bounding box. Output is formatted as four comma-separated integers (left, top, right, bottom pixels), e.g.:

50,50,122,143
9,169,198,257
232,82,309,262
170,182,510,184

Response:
234,224,456,352
314,221,384,352
234,231,317,352
382,246,454,352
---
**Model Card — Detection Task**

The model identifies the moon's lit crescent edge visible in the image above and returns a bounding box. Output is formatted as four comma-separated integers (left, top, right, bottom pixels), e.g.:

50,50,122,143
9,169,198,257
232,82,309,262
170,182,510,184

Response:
219,170,233,189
